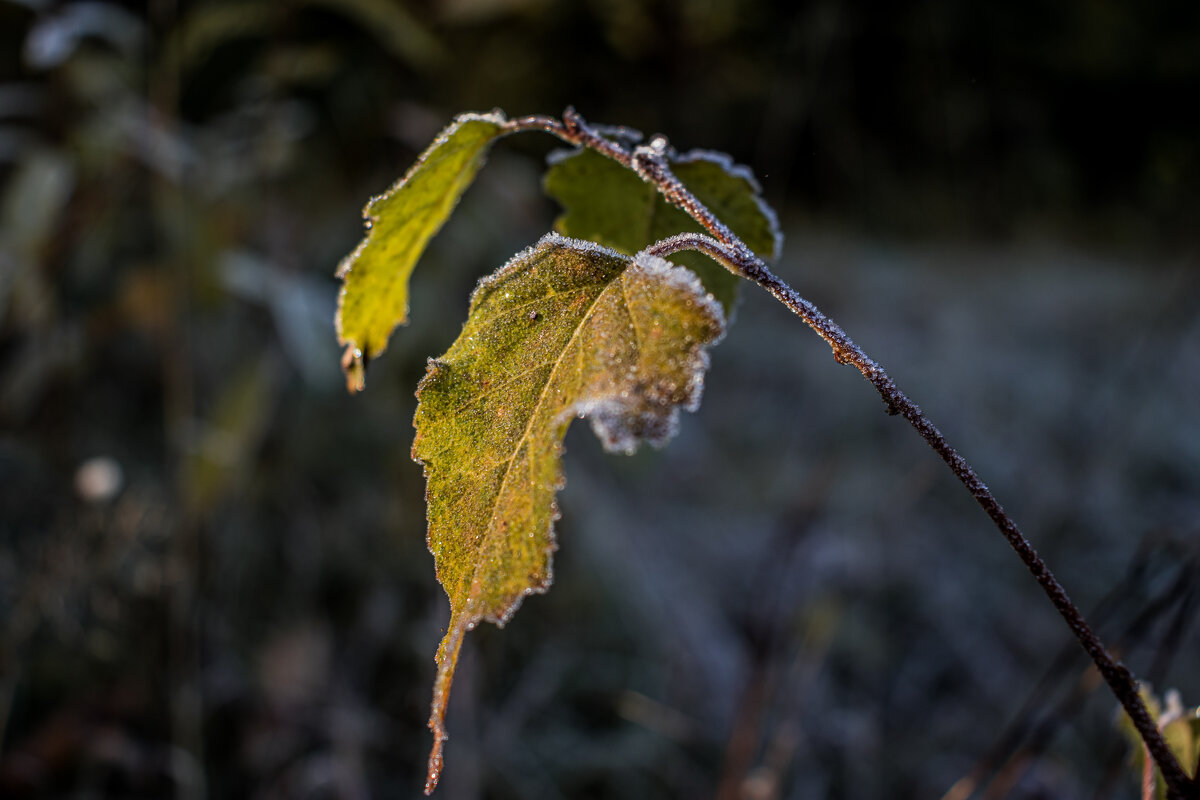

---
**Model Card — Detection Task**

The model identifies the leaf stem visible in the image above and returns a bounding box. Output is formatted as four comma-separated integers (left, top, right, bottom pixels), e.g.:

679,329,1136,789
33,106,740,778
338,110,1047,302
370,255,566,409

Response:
512,110,1198,799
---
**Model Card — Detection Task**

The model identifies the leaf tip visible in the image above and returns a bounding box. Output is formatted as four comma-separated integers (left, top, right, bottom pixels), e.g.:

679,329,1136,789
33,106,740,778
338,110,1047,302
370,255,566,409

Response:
424,738,445,795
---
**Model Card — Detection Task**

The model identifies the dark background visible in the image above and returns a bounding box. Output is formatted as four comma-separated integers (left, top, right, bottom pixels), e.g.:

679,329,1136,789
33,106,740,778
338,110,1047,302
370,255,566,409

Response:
1,1,1198,798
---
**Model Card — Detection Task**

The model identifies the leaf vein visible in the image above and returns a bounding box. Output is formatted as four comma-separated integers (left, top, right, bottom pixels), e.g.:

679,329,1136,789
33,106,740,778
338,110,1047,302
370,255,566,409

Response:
468,283,594,330
465,267,624,605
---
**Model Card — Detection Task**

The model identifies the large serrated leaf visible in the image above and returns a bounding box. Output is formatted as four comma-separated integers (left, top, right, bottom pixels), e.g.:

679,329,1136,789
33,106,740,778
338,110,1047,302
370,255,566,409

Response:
335,112,507,391
543,146,782,313
412,232,725,792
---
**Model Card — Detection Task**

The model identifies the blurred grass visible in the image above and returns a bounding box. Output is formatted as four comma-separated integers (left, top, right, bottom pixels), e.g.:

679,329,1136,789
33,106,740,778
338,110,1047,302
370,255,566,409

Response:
0,1,1198,798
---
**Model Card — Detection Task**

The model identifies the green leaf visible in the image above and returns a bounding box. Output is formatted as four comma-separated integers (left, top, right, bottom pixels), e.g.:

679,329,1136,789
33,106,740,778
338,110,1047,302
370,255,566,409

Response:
412,233,726,792
335,112,508,392
1164,715,1199,781
543,146,782,314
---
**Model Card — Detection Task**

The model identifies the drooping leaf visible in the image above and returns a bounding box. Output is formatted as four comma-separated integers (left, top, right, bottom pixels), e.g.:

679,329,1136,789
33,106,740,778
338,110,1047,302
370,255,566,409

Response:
543,146,782,313
336,111,508,391
412,232,725,793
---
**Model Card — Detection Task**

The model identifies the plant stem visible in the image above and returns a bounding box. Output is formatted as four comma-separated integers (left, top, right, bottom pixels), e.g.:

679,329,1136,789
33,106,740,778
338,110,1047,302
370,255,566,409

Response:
507,109,1197,799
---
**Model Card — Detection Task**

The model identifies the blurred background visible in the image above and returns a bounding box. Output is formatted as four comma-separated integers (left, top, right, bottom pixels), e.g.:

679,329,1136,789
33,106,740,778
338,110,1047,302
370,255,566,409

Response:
1,1,1198,798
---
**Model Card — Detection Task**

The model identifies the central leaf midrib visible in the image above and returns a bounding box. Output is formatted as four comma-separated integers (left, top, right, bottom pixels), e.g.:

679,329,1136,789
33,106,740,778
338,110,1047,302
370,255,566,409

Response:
462,260,634,611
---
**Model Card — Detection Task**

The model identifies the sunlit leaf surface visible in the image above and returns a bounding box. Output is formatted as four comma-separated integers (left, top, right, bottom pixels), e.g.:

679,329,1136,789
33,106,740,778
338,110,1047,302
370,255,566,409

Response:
544,146,782,314
412,233,725,792
336,112,507,391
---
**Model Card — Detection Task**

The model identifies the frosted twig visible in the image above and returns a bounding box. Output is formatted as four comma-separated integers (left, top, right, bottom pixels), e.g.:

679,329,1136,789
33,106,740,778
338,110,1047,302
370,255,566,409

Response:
518,112,1198,799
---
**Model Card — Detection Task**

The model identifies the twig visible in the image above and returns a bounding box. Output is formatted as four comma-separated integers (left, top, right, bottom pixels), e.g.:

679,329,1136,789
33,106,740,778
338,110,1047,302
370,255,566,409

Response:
504,108,1197,799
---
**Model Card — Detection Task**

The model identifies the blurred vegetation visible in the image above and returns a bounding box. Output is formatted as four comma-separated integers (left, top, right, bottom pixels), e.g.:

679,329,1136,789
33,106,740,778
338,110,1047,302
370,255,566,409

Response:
0,1,1197,798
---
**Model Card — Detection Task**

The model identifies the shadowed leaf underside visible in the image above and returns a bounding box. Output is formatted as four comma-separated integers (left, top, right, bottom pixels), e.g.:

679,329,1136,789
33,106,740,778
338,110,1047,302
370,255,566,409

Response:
336,112,507,391
544,146,782,314
412,233,725,792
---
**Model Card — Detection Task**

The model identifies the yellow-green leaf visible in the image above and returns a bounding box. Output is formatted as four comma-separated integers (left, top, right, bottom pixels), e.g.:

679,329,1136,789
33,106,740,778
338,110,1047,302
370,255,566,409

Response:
335,112,507,392
543,146,782,313
412,233,726,793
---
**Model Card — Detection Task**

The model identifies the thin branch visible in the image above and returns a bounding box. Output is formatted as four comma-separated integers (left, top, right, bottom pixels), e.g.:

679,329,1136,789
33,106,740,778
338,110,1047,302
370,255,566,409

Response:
519,112,1198,798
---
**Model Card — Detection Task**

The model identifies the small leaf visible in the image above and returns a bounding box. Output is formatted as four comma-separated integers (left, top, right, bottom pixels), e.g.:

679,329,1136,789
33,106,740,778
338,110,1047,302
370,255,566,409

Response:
336,111,508,391
1117,687,1200,800
412,233,725,793
543,146,782,313
1161,693,1200,782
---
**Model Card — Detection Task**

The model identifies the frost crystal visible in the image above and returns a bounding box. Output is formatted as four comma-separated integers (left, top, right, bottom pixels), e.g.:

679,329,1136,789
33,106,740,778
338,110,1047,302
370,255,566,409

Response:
572,252,725,454
674,149,783,261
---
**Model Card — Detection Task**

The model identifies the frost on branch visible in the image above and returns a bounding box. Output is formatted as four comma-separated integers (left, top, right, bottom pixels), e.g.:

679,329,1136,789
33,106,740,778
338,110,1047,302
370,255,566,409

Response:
411,233,725,793
544,146,782,315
